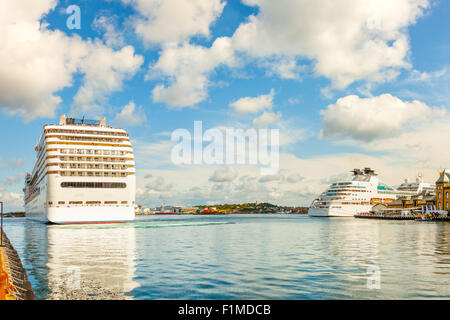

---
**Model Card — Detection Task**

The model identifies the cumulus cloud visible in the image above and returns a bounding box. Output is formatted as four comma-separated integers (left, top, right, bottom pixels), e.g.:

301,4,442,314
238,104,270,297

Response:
286,173,304,183
209,166,238,183
253,111,282,128
1,173,24,186
145,176,173,192
123,0,226,45
131,0,429,108
92,14,125,48
258,173,283,183
71,45,143,116
113,101,147,126
320,94,436,141
233,0,429,89
150,37,235,107
230,89,274,113
0,0,143,121
0,189,23,212
260,57,305,80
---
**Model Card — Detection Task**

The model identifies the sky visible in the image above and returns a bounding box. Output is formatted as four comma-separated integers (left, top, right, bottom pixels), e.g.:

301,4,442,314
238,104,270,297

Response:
0,0,449,211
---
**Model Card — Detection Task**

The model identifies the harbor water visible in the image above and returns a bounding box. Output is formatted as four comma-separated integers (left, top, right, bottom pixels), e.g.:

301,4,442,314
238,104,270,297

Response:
2,214,450,299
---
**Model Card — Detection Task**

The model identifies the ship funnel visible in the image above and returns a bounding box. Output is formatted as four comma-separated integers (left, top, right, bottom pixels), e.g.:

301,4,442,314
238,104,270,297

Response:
59,114,66,125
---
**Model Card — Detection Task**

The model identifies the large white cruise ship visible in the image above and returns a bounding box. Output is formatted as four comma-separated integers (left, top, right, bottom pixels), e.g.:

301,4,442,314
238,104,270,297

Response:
24,115,136,224
308,168,397,217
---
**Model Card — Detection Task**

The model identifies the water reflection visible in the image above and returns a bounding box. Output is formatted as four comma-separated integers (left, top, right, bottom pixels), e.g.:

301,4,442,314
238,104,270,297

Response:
22,221,50,299
46,224,138,299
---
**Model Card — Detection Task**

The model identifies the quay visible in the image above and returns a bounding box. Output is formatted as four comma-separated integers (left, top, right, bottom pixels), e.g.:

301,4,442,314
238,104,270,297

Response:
0,228,34,300
355,213,450,221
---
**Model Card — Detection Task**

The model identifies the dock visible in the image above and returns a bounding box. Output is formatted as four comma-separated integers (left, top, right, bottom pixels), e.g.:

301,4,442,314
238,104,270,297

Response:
355,213,450,221
0,228,34,300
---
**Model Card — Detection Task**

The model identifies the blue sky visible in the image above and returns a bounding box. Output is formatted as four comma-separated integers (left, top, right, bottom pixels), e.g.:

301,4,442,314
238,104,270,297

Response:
0,0,449,210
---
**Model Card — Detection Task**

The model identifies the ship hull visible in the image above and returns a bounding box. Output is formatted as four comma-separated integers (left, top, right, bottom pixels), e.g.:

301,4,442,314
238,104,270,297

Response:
46,206,135,224
308,205,372,217
25,174,136,224
26,205,135,224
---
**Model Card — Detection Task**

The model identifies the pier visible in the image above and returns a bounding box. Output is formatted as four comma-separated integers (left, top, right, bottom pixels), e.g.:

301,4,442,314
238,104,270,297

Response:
355,213,450,221
0,228,34,300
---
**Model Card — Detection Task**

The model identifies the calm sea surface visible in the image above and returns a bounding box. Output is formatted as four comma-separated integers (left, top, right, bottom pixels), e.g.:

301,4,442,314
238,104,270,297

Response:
2,214,450,299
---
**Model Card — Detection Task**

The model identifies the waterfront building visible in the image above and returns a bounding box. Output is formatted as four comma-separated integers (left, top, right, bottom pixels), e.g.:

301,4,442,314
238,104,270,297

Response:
435,169,450,211
24,114,136,223
375,191,436,215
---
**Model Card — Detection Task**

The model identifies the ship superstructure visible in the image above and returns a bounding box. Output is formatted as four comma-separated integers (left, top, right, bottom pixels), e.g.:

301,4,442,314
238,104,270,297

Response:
24,114,136,224
396,174,435,196
308,168,397,217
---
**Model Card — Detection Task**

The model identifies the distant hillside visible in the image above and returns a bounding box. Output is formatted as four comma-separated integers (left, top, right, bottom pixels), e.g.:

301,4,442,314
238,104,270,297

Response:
194,203,308,213
3,212,26,217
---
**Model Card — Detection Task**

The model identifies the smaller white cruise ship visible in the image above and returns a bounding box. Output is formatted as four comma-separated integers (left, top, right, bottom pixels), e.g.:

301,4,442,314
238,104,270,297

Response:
308,168,397,217
396,174,435,196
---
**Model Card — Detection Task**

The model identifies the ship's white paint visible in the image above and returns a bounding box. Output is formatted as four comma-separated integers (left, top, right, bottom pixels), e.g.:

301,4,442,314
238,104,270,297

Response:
24,115,136,224
308,168,397,217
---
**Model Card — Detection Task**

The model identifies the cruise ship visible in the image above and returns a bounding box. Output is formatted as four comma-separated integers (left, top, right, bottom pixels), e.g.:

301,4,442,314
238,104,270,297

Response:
308,168,397,217
23,115,136,224
396,174,435,196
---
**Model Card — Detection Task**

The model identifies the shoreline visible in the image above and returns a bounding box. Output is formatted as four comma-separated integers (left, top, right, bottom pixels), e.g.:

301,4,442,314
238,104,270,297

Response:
136,212,309,216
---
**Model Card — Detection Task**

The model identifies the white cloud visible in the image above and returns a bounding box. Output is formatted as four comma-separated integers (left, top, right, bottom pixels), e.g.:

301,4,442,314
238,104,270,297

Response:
320,94,436,141
92,14,125,48
0,189,23,212
363,117,450,170
259,173,283,183
71,44,143,116
286,173,304,183
230,89,274,113
124,0,226,45
1,173,24,186
150,37,235,107
132,0,430,109
253,111,282,128
0,0,143,121
260,57,305,80
209,166,238,183
233,0,429,89
145,176,173,192
113,101,147,126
